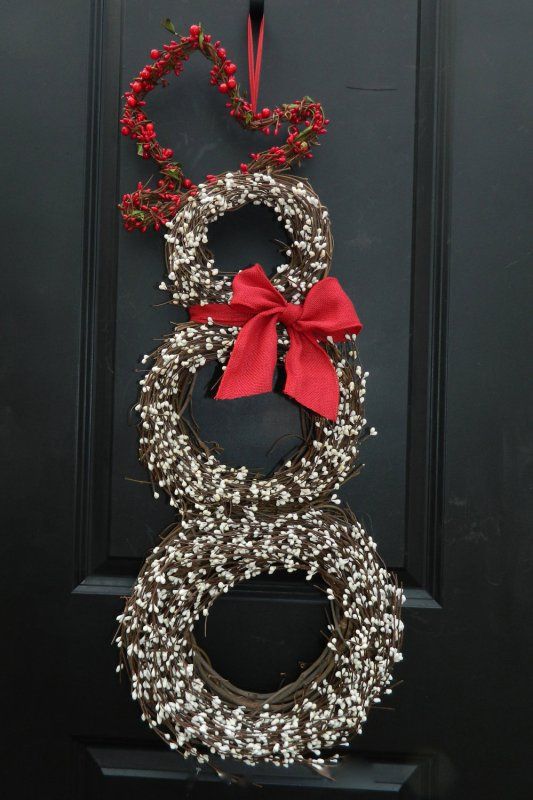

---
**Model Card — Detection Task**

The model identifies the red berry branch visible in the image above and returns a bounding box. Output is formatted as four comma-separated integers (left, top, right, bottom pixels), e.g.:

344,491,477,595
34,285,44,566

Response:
119,23,329,233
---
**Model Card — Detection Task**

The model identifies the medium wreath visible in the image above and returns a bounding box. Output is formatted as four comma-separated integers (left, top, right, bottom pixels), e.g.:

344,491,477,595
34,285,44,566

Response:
162,171,333,306
137,322,368,514
119,23,328,232
116,506,404,767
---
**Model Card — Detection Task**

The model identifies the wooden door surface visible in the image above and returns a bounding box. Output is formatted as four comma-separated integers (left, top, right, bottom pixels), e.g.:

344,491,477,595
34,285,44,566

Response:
2,1,532,798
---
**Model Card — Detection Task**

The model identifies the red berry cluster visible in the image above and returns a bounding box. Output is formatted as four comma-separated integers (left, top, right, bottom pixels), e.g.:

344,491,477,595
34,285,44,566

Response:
119,23,329,232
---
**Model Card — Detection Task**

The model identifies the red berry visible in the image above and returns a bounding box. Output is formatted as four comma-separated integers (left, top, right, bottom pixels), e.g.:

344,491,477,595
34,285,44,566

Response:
240,163,248,173
183,178,192,189
218,83,228,93
141,68,151,79
121,126,129,135
150,49,160,59
217,47,226,59
132,81,142,93
146,122,154,132
225,62,237,75
190,24,200,36
126,95,137,107
261,107,271,118
227,78,236,90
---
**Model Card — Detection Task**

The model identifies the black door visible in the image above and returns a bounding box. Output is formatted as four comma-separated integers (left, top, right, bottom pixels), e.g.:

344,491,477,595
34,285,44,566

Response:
3,1,532,798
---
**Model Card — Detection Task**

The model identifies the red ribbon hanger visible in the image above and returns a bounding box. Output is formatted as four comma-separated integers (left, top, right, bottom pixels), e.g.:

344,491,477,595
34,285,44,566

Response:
189,265,362,421
247,2,265,112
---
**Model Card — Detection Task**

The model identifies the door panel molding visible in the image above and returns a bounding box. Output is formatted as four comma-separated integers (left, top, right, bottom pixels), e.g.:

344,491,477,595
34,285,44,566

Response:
74,740,435,797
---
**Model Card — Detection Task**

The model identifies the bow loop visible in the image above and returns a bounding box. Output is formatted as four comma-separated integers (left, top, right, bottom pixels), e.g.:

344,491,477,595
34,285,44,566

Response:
298,277,362,341
188,264,362,421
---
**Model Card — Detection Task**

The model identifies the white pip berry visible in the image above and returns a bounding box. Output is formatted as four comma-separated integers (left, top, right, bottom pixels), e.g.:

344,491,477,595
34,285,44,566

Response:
164,171,333,305
116,507,404,767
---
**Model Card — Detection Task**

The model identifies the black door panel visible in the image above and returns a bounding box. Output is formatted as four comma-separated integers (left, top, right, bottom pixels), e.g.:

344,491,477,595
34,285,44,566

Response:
3,1,532,798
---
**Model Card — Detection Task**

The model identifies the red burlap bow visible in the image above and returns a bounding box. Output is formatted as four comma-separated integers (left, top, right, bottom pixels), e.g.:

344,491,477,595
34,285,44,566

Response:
188,264,362,421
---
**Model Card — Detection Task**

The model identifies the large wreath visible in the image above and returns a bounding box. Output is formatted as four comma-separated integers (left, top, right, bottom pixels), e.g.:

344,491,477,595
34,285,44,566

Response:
116,506,404,767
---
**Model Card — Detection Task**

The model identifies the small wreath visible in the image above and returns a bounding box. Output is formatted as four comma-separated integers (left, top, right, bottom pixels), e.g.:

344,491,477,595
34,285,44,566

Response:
138,323,368,514
162,171,333,305
119,23,328,232
116,506,404,767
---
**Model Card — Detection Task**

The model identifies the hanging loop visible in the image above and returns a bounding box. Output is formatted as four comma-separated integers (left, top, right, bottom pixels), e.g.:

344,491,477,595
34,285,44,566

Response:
247,2,265,113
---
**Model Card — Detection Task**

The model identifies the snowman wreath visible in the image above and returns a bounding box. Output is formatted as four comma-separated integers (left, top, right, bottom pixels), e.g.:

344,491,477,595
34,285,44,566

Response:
116,22,404,771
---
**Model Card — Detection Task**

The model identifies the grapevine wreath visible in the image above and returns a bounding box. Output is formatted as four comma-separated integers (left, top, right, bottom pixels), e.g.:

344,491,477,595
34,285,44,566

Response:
116,507,404,767
116,20,403,772
163,171,333,306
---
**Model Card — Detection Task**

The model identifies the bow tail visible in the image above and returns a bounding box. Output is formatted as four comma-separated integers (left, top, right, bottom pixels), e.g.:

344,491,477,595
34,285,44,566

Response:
216,313,279,400
283,332,340,421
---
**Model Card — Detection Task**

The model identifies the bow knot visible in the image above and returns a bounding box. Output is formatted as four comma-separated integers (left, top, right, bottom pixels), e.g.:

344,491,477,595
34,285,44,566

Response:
188,264,362,421
278,302,303,327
